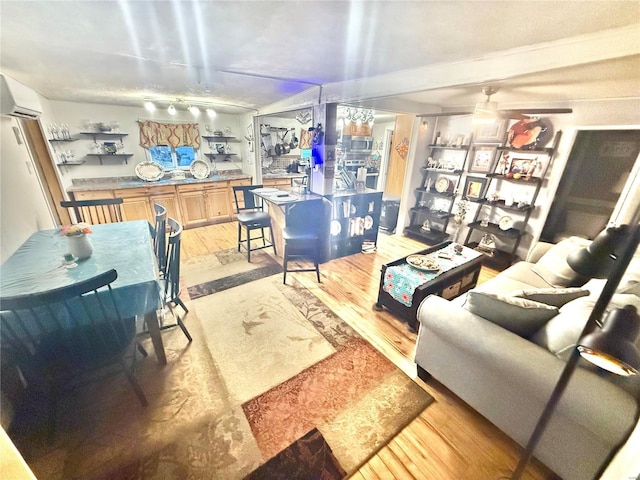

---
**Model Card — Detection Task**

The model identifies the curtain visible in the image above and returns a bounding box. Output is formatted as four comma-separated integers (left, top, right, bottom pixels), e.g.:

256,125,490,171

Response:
138,120,201,148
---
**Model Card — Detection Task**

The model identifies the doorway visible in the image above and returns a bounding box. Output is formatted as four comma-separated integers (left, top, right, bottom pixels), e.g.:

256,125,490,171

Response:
541,129,640,242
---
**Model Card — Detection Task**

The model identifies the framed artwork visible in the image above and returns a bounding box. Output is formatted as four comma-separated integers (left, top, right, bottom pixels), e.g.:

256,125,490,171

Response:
474,119,507,143
468,144,499,174
463,176,488,200
508,157,536,176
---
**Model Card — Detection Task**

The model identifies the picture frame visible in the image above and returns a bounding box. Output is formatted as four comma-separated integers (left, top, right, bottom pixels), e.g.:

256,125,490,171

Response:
468,144,499,174
508,157,537,176
463,176,489,200
474,119,508,143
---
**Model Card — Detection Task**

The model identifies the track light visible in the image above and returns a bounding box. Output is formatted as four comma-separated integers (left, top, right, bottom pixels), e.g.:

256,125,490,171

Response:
144,101,156,112
167,104,176,115
188,105,200,116
206,108,217,118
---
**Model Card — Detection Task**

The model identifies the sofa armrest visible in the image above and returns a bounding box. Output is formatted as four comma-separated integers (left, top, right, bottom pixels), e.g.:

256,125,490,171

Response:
415,295,637,442
526,241,555,263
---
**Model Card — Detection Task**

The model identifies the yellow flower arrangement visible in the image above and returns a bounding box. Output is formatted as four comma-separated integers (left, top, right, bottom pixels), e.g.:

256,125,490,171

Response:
59,223,93,237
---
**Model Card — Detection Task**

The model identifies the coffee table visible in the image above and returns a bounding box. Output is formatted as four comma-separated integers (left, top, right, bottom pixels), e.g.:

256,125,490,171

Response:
375,241,483,332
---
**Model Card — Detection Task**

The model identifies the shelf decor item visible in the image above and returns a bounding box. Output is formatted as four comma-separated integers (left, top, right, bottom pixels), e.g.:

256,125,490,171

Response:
468,144,499,173
463,176,488,201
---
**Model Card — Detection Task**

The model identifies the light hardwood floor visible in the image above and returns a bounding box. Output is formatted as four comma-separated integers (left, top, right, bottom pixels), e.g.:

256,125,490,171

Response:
181,222,558,480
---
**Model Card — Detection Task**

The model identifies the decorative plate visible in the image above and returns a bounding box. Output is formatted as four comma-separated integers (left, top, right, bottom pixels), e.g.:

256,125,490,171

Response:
330,220,342,236
435,177,452,193
499,215,514,230
189,159,210,179
406,254,440,272
506,118,550,150
135,161,164,182
364,215,374,230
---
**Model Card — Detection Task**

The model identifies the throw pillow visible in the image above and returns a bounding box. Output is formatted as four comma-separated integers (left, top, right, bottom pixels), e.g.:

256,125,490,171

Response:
531,236,591,287
464,291,558,337
512,287,590,307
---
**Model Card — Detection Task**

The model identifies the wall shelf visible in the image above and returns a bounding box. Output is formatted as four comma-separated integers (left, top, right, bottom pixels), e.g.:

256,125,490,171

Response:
85,153,133,165
48,137,78,142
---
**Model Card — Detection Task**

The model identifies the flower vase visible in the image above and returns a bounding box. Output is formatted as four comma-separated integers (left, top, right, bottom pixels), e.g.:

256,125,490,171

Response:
68,234,93,260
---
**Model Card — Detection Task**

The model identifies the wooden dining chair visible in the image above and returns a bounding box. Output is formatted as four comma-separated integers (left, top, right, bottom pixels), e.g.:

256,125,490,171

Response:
153,203,168,273
60,198,124,224
0,269,147,441
157,217,192,342
233,185,276,262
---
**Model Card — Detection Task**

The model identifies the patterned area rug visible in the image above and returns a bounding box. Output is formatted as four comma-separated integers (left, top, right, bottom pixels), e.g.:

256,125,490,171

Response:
13,249,433,480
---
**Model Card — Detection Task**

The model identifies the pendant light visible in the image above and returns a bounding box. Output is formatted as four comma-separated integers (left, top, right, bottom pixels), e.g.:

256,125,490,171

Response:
144,101,156,112
167,104,177,116
206,108,217,118
188,105,200,116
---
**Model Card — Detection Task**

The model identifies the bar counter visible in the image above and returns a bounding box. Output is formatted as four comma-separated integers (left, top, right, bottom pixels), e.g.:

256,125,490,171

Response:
252,188,329,259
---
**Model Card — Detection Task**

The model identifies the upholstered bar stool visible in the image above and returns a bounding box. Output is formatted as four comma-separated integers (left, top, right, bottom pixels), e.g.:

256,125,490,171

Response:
233,185,276,262
282,198,330,284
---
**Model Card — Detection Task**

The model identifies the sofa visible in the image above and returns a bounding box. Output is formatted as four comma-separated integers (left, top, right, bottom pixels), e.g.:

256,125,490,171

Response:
414,236,640,480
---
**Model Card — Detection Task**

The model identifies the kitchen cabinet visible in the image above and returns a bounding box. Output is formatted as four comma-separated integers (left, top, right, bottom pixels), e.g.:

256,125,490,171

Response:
114,187,156,223
263,178,292,189
178,183,230,228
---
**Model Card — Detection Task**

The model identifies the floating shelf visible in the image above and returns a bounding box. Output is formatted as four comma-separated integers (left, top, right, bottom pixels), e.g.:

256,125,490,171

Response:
202,135,238,141
204,153,237,161
56,160,85,166
85,153,133,165
48,137,78,142
80,132,128,137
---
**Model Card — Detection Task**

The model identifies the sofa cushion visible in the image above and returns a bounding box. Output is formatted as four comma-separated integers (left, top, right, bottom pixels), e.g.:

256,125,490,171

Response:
464,291,559,337
472,261,557,294
531,236,591,287
530,293,640,360
512,287,590,308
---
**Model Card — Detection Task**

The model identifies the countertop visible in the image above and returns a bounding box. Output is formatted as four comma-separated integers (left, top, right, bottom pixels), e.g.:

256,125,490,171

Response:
67,173,252,192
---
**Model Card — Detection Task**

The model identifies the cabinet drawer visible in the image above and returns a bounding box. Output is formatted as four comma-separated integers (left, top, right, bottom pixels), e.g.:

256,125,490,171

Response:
229,179,251,187
115,185,175,197
73,190,115,200
178,181,228,193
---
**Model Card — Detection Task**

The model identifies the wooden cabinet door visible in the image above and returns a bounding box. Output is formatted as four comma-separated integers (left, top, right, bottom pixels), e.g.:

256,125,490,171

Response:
179,189,209,228
121,197,152,222
150,193,181,224
206,186,231,221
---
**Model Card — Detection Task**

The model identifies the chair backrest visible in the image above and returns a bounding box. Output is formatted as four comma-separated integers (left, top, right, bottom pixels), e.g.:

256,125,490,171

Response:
153,203,167,272
0,269,135,381
60,198,124,224
163,218,183,302
233,185,264,213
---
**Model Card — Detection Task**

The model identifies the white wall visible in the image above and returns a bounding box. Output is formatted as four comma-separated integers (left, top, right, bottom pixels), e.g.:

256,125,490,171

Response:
0,115,55,262
397,98,640,259
46,100,249,192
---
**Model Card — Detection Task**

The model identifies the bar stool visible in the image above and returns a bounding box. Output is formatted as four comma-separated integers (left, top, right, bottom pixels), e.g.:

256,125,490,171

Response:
233,185,276,262
282,198,330,284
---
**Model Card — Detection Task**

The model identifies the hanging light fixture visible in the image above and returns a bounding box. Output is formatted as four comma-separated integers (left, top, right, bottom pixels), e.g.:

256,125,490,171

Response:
167,103,177,116
206,108,217,118
188,105,200,116
144,101,156,112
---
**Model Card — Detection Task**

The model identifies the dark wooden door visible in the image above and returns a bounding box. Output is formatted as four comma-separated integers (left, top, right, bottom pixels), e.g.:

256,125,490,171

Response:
541,129,640,242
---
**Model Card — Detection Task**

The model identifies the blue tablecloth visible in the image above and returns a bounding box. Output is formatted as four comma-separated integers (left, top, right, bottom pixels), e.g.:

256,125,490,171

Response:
383,244,482,307
0,221,161,319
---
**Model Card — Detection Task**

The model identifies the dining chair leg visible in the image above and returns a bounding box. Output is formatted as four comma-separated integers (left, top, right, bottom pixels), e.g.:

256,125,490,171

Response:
283,243,289,284
174,297,189,314
237,223,242,253
270,226,277,256
176,315,193,343
246,225,252,262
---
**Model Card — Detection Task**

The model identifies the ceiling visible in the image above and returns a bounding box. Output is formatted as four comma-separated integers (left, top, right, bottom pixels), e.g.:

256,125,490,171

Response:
1,1,639,116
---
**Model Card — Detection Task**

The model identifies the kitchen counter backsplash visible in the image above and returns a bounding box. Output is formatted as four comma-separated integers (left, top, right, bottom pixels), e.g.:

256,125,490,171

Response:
67,170,250,192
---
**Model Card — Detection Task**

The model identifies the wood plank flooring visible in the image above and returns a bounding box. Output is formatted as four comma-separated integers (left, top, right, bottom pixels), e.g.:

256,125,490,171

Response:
181,223,557,480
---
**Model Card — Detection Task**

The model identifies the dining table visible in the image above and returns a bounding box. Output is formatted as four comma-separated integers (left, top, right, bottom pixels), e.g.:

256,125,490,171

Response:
0,220,167,364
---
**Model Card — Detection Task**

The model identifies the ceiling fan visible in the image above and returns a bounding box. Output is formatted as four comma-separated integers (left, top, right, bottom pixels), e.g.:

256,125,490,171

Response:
418,86,573,119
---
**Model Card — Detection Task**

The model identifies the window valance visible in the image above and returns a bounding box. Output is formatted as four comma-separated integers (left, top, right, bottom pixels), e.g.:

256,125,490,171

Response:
138,120,201,148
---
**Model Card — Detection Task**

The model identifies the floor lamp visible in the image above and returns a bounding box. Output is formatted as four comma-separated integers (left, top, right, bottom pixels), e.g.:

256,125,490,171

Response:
511,222,640,480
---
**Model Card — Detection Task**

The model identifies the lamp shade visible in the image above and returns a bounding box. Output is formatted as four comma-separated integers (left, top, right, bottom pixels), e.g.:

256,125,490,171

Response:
577,305,640,376
567,226,627,278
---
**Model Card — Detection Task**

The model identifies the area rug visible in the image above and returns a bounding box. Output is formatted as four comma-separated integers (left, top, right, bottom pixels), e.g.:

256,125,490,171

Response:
15,251,433,480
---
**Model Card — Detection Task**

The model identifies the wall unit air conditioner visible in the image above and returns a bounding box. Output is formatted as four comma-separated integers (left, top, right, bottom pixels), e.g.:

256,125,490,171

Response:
1,73,42,119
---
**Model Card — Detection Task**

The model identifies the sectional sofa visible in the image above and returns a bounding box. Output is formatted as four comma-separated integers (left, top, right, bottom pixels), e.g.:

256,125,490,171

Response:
414,237,640,480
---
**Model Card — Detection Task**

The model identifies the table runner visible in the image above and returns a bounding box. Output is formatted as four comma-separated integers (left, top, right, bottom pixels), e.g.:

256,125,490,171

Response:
383,244,482,307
